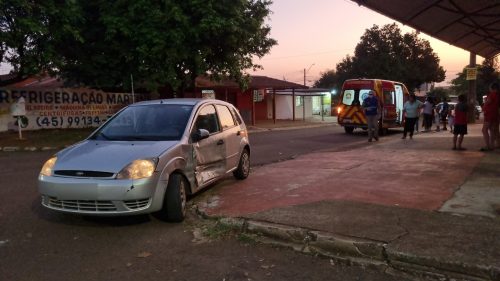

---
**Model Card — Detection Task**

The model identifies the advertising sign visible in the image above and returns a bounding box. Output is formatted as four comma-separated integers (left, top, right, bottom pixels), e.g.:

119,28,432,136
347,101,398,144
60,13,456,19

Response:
0,88,140,132
466,67,477,80
253,89,264,102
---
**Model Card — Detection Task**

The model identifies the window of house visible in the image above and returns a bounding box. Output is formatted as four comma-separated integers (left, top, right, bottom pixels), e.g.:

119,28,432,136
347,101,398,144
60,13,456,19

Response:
295,96,302,106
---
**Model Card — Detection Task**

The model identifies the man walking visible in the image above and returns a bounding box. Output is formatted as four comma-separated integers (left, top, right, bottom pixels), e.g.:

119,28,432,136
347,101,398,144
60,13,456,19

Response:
362,90,381,142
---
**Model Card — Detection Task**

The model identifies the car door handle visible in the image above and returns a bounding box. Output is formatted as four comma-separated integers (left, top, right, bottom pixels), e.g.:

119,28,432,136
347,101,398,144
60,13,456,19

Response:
217,139,224,145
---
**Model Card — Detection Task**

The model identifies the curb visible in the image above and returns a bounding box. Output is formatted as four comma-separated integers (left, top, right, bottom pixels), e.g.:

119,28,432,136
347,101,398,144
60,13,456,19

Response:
247,122,337,133
204,214,499,281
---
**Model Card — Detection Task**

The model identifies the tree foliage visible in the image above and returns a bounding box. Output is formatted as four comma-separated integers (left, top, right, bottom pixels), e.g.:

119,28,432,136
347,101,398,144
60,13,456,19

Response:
315,23,446,91
313,69,338,88
0,0,277,91
427,87,450,102
450,58,500,104
0,0,65,81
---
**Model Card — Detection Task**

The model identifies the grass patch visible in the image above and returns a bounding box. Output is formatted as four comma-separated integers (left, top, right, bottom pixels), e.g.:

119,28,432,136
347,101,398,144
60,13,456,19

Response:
237,233,257,244
202,221,235,240
0,128,95,148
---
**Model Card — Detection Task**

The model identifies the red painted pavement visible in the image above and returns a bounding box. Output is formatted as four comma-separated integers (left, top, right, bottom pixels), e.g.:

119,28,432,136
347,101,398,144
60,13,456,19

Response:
199,133,484,217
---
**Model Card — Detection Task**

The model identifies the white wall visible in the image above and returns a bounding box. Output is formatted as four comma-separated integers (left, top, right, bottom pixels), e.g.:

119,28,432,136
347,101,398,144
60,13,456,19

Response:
274,95,313,120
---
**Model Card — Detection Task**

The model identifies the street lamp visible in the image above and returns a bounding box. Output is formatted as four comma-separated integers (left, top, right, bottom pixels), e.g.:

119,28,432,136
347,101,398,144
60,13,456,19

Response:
304,63,315,86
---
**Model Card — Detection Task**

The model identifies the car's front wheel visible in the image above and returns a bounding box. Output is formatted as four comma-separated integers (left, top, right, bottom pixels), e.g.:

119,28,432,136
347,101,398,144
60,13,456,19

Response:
159,173,188,222
233,149,250,180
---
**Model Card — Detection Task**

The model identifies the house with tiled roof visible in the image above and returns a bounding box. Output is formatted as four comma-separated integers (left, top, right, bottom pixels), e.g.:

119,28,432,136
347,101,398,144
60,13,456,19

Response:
0,73,332,131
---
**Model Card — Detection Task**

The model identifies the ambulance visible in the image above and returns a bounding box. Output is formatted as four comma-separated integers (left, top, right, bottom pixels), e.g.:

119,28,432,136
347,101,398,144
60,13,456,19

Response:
336,79,410,134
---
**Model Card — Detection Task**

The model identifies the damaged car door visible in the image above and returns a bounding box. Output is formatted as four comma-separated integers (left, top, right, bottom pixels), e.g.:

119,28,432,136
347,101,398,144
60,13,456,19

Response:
190,104,226,187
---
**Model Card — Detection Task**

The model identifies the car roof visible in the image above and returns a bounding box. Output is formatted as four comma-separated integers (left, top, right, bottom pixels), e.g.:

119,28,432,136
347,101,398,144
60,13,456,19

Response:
131,98,233,108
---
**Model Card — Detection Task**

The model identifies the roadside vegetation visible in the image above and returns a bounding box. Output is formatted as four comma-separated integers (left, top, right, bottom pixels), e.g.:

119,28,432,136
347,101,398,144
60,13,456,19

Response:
0,0,276,92
314,23,446,93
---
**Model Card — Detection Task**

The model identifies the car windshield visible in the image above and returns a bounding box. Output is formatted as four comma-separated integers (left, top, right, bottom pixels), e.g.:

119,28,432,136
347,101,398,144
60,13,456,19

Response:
90,104,194,141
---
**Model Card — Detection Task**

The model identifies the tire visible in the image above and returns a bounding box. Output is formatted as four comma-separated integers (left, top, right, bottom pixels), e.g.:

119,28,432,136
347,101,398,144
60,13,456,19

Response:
159,173,188,222
233,149,250,180
344,126,354,134
379,127,388,136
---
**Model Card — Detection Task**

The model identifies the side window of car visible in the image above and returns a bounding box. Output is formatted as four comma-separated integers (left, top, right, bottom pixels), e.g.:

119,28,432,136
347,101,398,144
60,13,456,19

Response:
216,105,236,130
194,105,220,134
230,107,243,125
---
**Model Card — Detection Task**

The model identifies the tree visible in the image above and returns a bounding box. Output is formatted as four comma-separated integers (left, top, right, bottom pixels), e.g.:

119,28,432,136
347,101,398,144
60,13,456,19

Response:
451,58,500,104
313,69,339,89
427,87,450,102
323,23,445,91
0,0,64,83
0,0,277,91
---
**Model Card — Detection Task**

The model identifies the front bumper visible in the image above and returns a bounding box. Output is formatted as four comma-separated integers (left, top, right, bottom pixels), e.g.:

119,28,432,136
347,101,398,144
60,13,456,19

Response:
38,173,166,216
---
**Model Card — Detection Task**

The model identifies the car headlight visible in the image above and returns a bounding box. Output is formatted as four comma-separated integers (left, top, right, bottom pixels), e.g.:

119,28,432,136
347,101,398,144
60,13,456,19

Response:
40,156,57,176
116,159,156,180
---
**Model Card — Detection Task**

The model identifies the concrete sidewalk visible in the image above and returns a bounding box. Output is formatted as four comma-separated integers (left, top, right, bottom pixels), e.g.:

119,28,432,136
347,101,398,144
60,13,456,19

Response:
195,123,500,280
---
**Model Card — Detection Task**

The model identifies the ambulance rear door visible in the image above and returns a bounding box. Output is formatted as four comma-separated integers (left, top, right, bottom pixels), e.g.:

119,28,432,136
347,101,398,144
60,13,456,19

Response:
381,81,397,127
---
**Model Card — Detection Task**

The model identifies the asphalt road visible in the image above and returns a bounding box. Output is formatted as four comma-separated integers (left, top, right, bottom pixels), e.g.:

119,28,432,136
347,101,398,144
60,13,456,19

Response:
0,128,409,281
249,125,401,166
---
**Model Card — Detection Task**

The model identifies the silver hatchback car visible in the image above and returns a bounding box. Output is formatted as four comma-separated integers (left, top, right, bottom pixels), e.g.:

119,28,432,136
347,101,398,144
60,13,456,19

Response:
38,99,250,222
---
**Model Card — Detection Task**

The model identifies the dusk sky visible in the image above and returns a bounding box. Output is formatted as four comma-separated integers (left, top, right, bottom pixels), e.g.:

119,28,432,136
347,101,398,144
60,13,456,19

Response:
252,0,483,87
0,0,484,86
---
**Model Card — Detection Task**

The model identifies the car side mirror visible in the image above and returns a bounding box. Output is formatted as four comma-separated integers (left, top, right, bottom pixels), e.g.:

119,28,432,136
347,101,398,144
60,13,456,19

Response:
192,129,210,142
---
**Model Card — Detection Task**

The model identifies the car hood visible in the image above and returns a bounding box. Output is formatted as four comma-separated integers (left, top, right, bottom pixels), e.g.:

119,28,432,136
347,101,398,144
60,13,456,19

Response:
54,140,178,173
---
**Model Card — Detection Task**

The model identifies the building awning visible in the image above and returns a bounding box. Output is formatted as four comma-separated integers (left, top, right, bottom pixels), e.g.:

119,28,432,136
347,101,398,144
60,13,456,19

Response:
352,0,500,59
195,75,309,90
272,88,332,96
250,76,309,90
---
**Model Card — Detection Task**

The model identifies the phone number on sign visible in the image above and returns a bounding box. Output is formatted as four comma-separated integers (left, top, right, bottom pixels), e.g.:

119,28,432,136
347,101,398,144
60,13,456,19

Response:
36,116,108,127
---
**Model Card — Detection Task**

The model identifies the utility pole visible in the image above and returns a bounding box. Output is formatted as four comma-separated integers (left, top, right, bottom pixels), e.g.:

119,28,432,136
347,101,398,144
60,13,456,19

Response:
304,63,315,86
467,52,476,123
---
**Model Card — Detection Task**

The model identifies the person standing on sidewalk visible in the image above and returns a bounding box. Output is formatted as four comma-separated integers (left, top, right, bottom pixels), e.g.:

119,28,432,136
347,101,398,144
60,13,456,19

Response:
453,94,468,151
494,82,500,149
422,97,434,132
434,105,441,132
481,82,499,151
362,90,381,142
448,104,455,134
402,93,422,139
414,101,422,133
439,98,449,131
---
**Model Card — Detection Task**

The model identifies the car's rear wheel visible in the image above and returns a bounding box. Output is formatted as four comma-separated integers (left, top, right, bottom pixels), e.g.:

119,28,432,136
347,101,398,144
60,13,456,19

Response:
379,127,388,135
344,126,354,134
233,149,250,180
159,173,188,222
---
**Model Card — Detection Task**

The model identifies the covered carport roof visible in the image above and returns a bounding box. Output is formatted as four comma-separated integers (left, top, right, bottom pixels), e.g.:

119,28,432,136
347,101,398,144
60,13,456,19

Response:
352,0,500,59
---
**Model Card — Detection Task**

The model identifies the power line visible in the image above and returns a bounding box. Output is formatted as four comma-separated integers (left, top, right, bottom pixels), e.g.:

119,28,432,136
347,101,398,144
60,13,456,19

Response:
259,48,354,61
